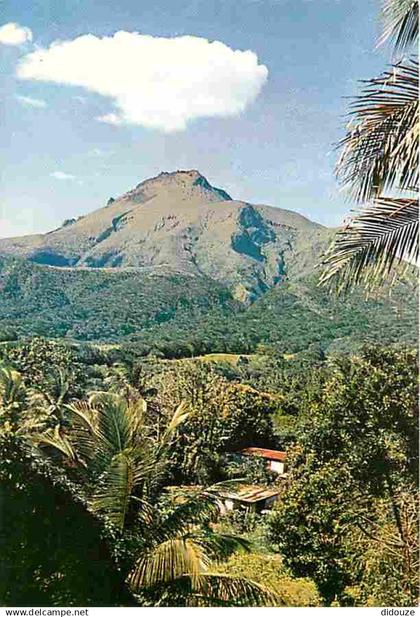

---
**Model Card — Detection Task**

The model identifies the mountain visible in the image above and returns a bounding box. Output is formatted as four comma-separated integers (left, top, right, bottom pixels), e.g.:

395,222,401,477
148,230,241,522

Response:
0,170,332,302
0,170,417,354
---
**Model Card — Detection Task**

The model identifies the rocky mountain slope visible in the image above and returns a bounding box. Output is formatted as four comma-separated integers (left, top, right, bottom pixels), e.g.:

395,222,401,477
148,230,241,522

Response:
0,170,416,354
0,170,332,302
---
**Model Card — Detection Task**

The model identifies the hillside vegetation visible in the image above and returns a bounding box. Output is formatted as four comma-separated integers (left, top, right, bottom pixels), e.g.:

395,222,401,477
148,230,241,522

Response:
0,170,416,356
1,338,417,606
0,256,417,357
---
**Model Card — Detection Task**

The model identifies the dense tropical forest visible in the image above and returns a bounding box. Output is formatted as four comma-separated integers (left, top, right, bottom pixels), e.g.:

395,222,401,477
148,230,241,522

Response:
0,256,417,357
0,338,418,606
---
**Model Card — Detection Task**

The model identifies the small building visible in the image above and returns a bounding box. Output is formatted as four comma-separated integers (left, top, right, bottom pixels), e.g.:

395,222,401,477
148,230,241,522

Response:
214,484,281,514
241,447,288,476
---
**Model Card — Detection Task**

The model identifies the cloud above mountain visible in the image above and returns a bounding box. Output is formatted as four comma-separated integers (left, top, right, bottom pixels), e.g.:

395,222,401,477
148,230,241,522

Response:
16,31,268,132
0,22,32,45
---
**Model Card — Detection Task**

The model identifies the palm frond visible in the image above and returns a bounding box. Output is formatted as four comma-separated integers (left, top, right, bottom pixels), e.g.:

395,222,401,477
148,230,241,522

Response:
159,402,189,449
31,425,79,462
155,482,248,541
129,487,252,597
87,393,147,468
379,0,419,55
0,366,26,407
337,59,419,202
129,535,267,606
129,535,207,590
90,448,154,529
190,573,278,607
65,400,97,433
63,401,99,463
154,492,221,543
319,196,419,291
152,573,278,607
192,529,250,562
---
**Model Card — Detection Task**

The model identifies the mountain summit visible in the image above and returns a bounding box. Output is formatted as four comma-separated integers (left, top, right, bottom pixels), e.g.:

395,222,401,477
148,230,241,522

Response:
0,170,332,301
124,170,233,203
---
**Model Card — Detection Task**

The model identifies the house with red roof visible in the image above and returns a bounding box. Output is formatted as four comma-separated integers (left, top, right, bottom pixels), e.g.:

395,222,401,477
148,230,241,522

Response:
241,447,288,476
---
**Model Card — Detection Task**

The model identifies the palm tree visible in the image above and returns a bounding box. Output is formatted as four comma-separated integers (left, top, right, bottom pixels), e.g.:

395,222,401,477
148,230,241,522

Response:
32,392,184,528
379,0,418,53
32,392,276,606
29,366,72,427
128,487,276,606
320,0,418,291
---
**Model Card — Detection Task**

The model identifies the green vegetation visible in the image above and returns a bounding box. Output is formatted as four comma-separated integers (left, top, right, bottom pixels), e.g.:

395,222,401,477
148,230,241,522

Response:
216,553,321,606
321,0,418,290
0,257,238,347
0,347,275,606
267,347,418,606
0,338,417,606
0,7,418,606
0,257,417,358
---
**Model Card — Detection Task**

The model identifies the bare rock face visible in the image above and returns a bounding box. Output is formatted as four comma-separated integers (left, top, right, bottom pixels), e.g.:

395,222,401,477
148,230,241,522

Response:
0,170,333,302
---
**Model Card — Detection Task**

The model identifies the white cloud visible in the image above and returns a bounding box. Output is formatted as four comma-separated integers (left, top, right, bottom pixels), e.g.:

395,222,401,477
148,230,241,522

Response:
96,112,123,125
0,22,32,46
17,31,268,132
50,171,77,180
16,94,47,108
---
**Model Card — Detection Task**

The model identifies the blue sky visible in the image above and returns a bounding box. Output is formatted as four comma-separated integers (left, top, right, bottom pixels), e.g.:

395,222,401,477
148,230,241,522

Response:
0,0,391,238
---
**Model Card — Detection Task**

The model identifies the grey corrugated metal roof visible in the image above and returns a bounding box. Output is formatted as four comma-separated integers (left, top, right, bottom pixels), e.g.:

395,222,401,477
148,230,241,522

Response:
214,484,281,503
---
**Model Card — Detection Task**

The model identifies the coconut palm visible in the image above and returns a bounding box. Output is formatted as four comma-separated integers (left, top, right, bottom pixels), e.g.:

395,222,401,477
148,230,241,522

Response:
379,0,419,53
320,0,419,291
128,487,276,606
32,392,276,606
33,391,186,528
29,366,72,427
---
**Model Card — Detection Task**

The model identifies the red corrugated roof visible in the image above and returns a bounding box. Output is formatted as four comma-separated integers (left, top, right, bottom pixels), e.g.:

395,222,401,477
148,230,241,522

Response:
241,447,287,462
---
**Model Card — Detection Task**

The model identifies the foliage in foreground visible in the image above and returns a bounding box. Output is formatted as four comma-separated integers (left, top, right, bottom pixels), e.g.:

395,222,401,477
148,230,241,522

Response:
0,368,276,607
0,338,418,606
215,553,321,606
267,347,419,606
321,0,418,291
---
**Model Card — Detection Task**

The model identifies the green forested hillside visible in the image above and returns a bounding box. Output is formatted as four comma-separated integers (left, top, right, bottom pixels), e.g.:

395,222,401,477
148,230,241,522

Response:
1,338,417,606
241,274,418,354
0,256,417,356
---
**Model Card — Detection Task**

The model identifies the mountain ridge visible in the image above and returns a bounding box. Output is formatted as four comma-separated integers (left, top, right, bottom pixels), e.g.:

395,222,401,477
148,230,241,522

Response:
0,170,416,352
0,170,332,302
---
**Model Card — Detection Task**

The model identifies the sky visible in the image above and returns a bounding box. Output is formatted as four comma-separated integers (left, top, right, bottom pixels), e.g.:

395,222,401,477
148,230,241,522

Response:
0,0,391,238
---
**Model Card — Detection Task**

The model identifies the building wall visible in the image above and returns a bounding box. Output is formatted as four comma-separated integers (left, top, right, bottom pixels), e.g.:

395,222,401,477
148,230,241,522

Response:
269,460,285,474
224,499,234,511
